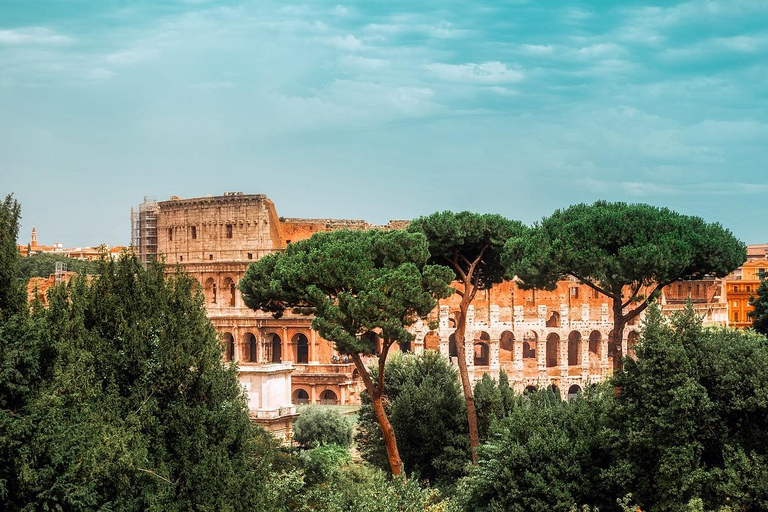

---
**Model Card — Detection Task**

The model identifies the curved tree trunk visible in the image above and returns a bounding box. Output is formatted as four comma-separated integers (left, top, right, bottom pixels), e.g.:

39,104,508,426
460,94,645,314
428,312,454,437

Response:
455,297,480,464
351,352,403,477
612,300,627,372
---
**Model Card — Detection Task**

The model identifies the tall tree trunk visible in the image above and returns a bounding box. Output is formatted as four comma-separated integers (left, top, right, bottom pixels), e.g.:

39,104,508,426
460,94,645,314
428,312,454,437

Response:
454,296,480,464
351,352,403,477
611,300,626,372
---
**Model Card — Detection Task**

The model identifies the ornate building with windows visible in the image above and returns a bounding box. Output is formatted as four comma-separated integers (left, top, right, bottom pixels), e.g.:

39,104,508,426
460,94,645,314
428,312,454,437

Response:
134,192,737,419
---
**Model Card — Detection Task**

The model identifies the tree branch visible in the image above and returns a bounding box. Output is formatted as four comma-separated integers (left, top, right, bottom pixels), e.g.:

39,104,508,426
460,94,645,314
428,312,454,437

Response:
622,282,643,309
569,272,615,299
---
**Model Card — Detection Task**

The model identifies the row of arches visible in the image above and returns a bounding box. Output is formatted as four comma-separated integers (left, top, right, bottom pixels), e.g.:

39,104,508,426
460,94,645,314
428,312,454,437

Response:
523,384,583,400
435,329,639,368
203,276,238,307
222,332,311,364
292,388,338,405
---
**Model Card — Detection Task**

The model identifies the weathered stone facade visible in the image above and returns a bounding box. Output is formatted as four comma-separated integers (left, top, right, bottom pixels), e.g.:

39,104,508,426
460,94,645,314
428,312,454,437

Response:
142,192,733,411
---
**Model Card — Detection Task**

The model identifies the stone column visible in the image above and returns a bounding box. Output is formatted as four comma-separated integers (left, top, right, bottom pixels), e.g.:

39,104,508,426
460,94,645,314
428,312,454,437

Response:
490,336,500,377
601,335,609,376
513,338,524,373
537,332,546,376
310,384,317,405
560,334,568,378
282,326,291,363
310,329,319,364
581,331,590,379
340,385,347,405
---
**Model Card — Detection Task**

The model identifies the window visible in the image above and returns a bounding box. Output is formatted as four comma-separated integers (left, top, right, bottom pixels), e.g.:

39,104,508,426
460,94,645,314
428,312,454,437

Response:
570,287,579,299
209,254,213,261
286,240,292,245
226,224,233,239
179,255,183,262
746,285,751,292
733,300,739,309
168,228,173,241
593,288,600,299
247,252,253,260
191,226,197,239
734,311,739,322
734,286,740,292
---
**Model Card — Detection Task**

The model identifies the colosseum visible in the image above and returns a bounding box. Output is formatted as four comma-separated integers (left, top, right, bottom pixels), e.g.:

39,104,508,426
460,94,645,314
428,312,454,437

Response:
132,192,729,425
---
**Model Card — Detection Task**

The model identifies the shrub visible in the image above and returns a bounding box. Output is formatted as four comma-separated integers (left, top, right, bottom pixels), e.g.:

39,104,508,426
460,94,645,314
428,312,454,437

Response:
293,406,352,448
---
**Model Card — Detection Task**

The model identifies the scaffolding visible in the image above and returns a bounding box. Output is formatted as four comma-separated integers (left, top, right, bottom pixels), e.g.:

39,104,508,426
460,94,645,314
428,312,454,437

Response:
54,261,67,284
131,195,159,267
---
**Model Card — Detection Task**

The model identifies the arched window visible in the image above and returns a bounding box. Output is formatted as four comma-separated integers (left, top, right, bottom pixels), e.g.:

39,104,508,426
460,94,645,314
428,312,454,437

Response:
500,331,514,361
293,333,309,364
523,331,538,359
473,332,490,366
223,332,234,362
243,332,257,362
568,385,581,400
546,311,561,328
319,389,338,405
524,385,537,394
222,277,236,307
204,277,217,304
293,389,309,405
264,333,281,363
449,333,457,358
546,333,560,367
568,331,581,366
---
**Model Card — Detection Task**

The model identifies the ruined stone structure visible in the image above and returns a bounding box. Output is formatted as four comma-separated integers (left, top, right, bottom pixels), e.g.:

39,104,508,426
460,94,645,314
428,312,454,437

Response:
136,192,740,414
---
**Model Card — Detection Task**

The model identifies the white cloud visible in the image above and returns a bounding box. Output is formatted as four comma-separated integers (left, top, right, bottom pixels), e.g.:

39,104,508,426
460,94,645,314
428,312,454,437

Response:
105,48,159,66
520,44,555,55
338,55,389,71
0,27,71,45
426,61,524,84
585,179,768,197
324,34,364,51
333,5,351,17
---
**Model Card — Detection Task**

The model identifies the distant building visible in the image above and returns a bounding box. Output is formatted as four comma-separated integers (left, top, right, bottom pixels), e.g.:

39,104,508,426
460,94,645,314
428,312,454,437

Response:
18,225,126,261
725,252,768,329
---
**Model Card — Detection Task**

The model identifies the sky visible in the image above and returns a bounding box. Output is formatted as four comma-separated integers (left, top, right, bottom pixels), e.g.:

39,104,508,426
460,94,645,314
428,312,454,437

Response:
1,0,767,247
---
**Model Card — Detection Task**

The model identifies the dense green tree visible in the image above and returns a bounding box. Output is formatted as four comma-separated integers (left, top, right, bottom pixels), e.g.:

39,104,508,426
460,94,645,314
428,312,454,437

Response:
293,406,353,448
0,195,25,319
611,304,768,511
455,387,615,512
239,229,453,476
408,211,526,462
356,351,470,486
19,252,100,280
504,201,745,365
473,373,505,443
6,256,276,511
748,278,768,336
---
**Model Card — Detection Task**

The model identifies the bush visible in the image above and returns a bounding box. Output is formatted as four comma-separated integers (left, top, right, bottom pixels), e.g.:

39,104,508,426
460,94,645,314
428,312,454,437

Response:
356,352,470,487
293,406,352,448
298,443,350,486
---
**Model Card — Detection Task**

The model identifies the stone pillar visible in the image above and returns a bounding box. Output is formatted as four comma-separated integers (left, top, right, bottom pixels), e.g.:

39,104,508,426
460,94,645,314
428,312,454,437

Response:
560,334,568,378
601,335,609,376
581,331,590,379
513,305,525,325
310,384,317,405
340,385,347,405
490,336,500,376
560,304,569,329
282,326,291,363
232,326,240,363
513,338,524,372
310,330,319,363
490,305,500,328
537,332,546,374
581,303,589,322
467,305,475,325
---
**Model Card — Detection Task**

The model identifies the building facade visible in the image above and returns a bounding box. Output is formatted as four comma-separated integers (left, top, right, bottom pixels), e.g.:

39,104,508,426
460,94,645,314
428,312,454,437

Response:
135,192,750,413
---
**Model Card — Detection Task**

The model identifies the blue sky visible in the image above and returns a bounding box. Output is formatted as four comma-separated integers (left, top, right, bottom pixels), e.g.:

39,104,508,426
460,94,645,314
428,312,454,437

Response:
1,0,767,246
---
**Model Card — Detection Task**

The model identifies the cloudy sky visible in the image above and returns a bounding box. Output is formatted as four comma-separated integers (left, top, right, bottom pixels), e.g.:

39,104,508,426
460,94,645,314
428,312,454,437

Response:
2,0,767,246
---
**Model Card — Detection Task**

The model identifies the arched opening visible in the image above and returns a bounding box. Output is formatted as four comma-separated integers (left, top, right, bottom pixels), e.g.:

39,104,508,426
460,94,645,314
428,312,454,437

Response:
424,331,440,352
292,388,310,405
588,330,602,372
546,310,561,328
500,331,514,362
473,332,490,366
473,342,489,366
568,331,581,366
223,332,234,362
222,277,236,307
264,333,281,363
548,384,561,400
243,332,257,363
627,331,639,359
523,331,538,359
293,333,309,364
398,340,412,353
204,277,217,304
319,389,338,405
524,385,537,394
546,333,560,367
567,384,581,400
449,333,457,358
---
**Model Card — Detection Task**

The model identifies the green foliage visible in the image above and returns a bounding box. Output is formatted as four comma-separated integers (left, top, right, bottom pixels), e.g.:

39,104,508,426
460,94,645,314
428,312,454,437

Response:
300,463,447,512
455,387,615,512
473,373,505,442
611,304,768,511
293,406,353,448
2,255,279,511
239,228,454,355
748,278,768,336
408,211,527,290
0,195,25,320
19,252,100,280
298,443,351,486
356,352,470,486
